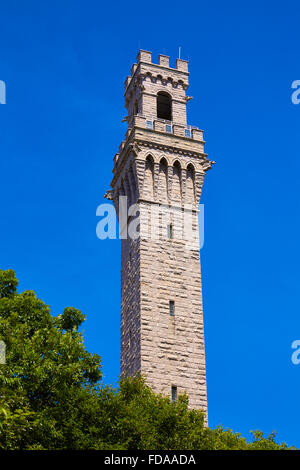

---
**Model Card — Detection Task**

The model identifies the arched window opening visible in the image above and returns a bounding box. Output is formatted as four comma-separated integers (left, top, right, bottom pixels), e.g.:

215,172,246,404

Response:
144,155,154,199
157,92,172,121
159,158,168,175
186,163,196,204
173,160,181,176
172,161,182,203
146,155,154,168
186,163,195,179
158,157,168,203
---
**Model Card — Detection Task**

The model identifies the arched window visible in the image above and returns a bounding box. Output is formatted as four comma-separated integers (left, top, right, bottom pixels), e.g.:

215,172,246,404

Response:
186,163,196,204
157,92,172,121
144,155,154,199
158,157,168,203
172,161,182,203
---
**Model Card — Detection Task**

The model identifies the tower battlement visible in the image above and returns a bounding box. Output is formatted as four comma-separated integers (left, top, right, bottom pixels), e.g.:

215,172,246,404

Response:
124,50,192,131
125,50,189,88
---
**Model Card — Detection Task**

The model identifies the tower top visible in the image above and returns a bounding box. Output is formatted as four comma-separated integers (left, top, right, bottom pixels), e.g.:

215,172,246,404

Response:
110,49,216,184
136,49,189,72
123,49,192,134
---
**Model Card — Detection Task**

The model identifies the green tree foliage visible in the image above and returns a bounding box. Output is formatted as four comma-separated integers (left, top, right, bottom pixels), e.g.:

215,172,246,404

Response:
0,269,18,298
0,269,295,450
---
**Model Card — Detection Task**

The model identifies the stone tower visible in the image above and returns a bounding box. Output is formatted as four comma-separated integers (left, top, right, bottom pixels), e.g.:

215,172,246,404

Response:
109,50,214,414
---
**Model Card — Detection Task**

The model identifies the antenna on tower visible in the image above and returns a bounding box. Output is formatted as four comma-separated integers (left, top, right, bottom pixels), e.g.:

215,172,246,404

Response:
179,46,181,59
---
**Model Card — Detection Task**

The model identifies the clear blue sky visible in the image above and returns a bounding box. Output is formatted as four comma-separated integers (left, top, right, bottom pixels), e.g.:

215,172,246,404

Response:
1,0,300,448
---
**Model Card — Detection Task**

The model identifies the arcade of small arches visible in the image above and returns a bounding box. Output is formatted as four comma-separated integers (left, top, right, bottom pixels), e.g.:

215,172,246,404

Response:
115,154,201,209
144,71,187,90
125,71,188,108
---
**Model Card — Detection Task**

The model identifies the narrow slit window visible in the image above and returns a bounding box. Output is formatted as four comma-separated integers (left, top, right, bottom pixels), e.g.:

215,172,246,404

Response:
167,223,173,239
169,300,175,316
171,385,177,403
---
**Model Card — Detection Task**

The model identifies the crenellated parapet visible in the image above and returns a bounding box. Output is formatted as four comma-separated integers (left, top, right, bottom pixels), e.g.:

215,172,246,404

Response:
124,50,189,95
122,50,191,129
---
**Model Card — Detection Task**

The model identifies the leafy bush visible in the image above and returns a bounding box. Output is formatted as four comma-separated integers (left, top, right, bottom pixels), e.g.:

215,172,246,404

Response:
0,269,294,450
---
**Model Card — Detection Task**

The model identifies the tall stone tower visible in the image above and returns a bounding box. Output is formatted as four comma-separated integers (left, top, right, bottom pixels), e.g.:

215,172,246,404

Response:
109,50,214,414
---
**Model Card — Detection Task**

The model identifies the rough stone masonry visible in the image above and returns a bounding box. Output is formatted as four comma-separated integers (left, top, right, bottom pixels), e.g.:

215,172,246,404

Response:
108,50,214,416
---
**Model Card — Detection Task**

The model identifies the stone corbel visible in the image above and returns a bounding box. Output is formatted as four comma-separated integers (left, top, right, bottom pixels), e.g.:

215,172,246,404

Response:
104,189,113,200
129,142,141,156
202,160,216,172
